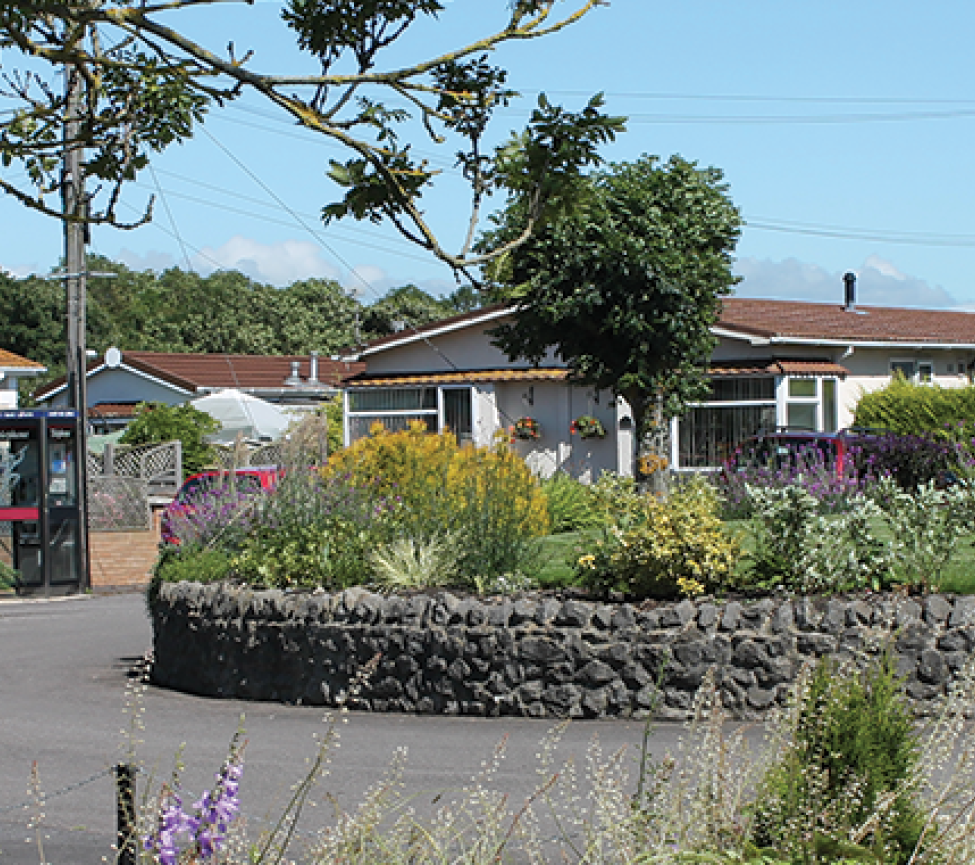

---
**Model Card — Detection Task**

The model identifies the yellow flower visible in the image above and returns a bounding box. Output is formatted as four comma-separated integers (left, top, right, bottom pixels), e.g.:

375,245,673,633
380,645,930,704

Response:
676,576,705,597
577,554,596,569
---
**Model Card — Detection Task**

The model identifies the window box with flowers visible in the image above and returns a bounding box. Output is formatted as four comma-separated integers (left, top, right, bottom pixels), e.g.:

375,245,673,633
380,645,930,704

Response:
570,414,606,440
511,416,541,441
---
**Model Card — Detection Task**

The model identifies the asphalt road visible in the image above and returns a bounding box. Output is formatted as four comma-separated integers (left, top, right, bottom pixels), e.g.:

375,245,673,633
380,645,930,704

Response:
0,592,706,865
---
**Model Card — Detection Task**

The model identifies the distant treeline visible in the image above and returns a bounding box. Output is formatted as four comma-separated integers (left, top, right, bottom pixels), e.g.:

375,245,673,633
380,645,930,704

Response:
0,256,483,387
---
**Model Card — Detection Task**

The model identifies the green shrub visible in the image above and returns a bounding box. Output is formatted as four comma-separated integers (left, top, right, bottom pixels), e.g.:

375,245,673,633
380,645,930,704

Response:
368,535,460,593
153,545,235,586
742,484,892,593
0,558,18,591
541,471,602,533
121,401,220,476
870,475,975,590
577,476,740,599
231,471,394,589
751,655,927,864
854,375,975,439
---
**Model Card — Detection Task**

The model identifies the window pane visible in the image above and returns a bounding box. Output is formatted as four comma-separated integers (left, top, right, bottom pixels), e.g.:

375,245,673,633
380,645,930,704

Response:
677,404,777,469
348,413,436,441
443,388,472,443
823,378,837,432
787,402,817,431
348,388,436,411
788,378,817,398
708,377,775,402
918,362,933,384
890,360,915,380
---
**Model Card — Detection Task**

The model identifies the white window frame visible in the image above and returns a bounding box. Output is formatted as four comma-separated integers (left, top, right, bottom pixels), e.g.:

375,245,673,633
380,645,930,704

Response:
890,359,934,385
344,385,474,444
674,374,841,470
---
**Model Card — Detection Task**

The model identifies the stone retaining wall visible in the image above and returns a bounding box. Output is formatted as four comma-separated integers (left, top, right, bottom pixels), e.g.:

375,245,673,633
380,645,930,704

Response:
150,583,975,719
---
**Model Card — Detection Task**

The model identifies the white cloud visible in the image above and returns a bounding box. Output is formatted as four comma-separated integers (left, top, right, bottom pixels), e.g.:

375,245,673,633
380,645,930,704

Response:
194,236,341,286
733,256,956,309
116,248,178,274
862,254,906,281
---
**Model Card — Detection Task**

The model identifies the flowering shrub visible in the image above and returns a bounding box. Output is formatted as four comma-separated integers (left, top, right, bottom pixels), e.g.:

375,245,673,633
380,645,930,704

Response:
323,422,549,585
743,483,892,593
510,416,541,440
870,475,975,590
570,414,606,439
576,476,740,599
231,471,397,589
716,442,871,517
850,431,971,490
144,734,245,864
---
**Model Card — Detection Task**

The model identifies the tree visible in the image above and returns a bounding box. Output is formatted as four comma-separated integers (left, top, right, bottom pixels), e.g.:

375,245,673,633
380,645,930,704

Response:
482,154,742,477
1,2,622,276
361,284,452,338
120,402,221,476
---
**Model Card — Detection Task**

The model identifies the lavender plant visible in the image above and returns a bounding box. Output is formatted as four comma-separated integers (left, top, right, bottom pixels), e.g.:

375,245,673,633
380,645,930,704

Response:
717,442,871,518
143,734,245,865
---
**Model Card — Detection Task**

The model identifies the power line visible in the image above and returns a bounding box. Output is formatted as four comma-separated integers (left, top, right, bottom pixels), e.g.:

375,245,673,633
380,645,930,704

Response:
744,216,975,247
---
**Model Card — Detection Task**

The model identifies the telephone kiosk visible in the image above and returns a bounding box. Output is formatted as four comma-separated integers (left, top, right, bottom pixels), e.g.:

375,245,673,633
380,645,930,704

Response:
0,410,85,595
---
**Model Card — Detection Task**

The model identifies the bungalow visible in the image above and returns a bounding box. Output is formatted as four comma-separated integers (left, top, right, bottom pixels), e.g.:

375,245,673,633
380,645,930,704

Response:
35,348,365,433
0,348,46,410
342,279,975,479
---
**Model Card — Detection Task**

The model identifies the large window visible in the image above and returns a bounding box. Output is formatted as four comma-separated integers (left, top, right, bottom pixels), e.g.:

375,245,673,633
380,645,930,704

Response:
677,376,776,469
675,374,841,469
346,386,473,443
678,404,776,469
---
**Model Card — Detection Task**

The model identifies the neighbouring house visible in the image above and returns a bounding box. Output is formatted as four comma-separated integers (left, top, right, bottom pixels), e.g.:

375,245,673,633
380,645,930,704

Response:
0,349,46,409
342,276,975,479
35,348,365,434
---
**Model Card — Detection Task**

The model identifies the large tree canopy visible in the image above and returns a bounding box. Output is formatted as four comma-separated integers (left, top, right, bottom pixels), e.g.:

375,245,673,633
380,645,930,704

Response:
482,154,742,466
0,1,622,276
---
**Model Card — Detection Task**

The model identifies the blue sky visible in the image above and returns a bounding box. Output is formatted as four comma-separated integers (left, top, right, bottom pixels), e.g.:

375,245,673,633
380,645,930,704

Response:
4,0,975,311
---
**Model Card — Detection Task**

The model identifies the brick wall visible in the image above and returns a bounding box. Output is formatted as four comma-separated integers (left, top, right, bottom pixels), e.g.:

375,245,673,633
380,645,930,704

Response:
88,506,164,593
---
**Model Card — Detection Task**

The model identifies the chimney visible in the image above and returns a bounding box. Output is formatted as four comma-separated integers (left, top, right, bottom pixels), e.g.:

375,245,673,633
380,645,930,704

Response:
308,351,320,385
284,360,302,387
843,271,857,312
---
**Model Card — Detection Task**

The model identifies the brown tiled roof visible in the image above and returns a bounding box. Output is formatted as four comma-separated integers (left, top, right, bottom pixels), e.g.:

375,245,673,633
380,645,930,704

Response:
36,351,366,400
0,348,45,371
346,368,569,387
121,351,365,390
709,359,850,377
719,297,975,344
89,403,141,419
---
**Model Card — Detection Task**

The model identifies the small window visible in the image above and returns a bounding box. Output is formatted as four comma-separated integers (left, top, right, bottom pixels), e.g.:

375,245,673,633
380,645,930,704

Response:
788,379,817,398
918,362,934,384
890,360,915,380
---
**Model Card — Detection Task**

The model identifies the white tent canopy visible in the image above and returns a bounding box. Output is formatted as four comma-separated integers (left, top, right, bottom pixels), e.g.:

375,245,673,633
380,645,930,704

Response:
190,389,292,445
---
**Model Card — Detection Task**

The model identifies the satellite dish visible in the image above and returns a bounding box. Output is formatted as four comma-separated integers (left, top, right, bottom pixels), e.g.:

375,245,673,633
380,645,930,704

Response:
104,346,122,368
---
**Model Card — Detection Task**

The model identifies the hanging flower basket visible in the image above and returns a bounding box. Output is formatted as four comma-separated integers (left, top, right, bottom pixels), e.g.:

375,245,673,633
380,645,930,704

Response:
511,416,541,441
570,414,607,439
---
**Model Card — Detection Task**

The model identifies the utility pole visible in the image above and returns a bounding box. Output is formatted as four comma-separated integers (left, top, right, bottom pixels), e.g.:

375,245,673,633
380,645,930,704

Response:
62,61,90,591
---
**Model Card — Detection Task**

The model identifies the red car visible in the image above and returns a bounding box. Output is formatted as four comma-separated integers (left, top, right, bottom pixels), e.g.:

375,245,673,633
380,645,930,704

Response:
160,467,280,545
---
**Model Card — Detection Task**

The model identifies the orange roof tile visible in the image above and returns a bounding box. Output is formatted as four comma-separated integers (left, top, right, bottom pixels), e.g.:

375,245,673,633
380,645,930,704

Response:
346,368,569,387
0,348,45,371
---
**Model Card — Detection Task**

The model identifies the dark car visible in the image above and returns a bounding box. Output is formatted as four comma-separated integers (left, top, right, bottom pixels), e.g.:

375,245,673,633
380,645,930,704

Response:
160,466,280,545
